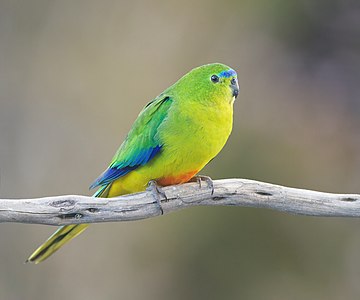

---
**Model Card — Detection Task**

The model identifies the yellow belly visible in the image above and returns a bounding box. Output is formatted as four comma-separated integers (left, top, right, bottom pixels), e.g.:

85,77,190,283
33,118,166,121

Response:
107,99,233,197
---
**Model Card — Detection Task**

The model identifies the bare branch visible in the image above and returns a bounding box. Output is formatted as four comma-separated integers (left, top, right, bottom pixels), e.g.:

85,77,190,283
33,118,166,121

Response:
0,178,359,225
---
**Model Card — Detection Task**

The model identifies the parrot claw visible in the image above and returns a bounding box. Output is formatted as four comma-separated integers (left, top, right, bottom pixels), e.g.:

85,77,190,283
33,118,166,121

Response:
147,180,167,215
191,175,214,195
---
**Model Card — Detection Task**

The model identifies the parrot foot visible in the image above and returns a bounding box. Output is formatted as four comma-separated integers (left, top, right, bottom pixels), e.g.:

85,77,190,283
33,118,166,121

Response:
190,175,214,195
147,180,167,215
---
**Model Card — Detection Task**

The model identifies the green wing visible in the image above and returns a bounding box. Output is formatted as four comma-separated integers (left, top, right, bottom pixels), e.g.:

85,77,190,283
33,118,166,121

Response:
90,95,172,189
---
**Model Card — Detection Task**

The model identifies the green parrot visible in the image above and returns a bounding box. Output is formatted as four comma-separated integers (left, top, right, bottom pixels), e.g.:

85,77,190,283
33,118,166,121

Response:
27,63,239,263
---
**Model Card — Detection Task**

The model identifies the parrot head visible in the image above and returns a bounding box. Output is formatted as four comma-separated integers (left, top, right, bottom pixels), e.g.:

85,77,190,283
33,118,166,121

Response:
171,63,239,103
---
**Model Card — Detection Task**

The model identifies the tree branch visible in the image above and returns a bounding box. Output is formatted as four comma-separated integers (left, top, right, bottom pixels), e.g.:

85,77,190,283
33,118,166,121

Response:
0,178,359,225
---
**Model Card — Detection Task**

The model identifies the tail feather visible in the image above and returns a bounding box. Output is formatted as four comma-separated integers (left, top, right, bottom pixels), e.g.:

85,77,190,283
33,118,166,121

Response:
26,185,111,264
26,224,89,264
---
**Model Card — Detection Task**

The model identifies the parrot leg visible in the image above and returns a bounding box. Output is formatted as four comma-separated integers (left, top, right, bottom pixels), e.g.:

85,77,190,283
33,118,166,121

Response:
147,180,168,215
190,175,214,195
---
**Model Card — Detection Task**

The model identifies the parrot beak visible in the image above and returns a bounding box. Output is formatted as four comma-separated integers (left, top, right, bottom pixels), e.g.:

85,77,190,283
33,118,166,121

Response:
230,81,239,99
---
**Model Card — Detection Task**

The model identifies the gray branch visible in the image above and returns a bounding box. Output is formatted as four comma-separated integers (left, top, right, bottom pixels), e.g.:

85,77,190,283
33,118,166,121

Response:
0,178,359,225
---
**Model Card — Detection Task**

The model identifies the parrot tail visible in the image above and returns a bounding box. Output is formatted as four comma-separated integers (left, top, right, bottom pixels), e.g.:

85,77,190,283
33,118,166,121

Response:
26,224,89,264
26,185,110,264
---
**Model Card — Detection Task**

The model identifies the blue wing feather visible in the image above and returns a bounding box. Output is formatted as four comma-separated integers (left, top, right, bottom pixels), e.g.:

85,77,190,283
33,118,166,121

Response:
89,145,162,189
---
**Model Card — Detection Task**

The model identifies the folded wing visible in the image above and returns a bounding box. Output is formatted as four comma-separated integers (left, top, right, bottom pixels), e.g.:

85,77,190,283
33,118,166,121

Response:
90,95,172,190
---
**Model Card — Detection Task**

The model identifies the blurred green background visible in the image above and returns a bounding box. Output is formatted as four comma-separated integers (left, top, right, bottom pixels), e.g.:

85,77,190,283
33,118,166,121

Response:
1,0,360,299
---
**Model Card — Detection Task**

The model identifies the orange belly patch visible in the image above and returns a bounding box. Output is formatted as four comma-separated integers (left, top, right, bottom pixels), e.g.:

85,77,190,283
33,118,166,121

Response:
157,170,199,186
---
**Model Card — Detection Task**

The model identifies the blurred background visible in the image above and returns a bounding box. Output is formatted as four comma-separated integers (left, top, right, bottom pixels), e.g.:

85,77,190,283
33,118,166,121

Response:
0,0,359,299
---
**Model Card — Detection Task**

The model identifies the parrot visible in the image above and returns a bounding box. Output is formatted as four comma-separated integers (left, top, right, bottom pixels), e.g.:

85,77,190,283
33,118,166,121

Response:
26,63,239,263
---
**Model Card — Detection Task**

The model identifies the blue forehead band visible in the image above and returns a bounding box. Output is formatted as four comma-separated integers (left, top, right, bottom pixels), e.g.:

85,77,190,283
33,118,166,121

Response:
219,69,237,78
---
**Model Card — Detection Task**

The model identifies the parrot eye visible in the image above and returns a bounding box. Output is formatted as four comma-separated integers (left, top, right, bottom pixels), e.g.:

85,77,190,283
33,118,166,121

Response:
211,75,219,83
231,78,237,85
